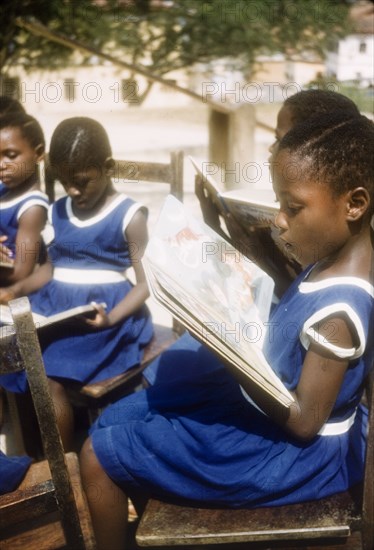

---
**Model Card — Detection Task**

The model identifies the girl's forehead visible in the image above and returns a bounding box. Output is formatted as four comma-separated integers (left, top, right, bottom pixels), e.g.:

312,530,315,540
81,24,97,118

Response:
272,149,307,188
276,106,294,138
0,125,23,138
0,126,31,147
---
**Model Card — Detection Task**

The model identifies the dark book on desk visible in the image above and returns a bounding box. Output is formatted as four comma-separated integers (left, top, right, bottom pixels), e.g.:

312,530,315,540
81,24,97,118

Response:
0,302,105,331
143,195,295,410
190,156,278,227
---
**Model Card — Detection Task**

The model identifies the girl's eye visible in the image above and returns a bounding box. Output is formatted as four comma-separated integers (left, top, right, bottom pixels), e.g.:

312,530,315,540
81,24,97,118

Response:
5,151,18,160
286,205,302,215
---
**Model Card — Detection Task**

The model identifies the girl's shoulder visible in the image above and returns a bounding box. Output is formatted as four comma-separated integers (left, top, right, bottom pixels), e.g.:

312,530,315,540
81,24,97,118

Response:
0,189,49,209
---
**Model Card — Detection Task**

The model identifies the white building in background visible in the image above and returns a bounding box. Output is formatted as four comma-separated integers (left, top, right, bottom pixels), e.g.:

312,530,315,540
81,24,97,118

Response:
325,1,374,87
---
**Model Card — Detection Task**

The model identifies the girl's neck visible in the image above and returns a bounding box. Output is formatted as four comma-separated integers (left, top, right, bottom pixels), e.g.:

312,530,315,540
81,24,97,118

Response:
3,172,40,200
309,225,373,283
71,183,118,220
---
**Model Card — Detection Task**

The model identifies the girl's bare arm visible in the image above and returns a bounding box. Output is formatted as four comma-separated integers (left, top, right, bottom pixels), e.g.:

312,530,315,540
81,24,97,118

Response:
1,205,47,286
233,315,353,441
87,209,150,328
1,260,53,304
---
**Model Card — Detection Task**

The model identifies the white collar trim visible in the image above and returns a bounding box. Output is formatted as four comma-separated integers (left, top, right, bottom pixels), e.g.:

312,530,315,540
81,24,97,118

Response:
299,276,374,298
65,194,128,227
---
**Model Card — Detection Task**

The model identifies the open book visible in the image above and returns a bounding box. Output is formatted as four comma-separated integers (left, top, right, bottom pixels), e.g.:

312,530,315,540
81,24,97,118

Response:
0,302,105,331
190,156,278,227
143,195,295,410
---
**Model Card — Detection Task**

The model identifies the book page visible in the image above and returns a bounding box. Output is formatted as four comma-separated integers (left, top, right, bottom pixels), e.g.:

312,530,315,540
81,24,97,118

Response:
0,303,105,329
221,188,279,227
0,304,47,326
144,195,294,409
190,156,279,227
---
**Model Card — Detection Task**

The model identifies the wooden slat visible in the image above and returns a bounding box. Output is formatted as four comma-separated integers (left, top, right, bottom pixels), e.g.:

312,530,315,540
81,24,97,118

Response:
78,324,179,400
0,454,96,549
136,491,360,547
0,519,67,550
114,160,172,184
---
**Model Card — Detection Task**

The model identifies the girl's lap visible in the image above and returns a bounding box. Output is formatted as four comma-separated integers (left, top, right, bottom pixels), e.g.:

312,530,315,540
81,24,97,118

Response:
90,369,357,508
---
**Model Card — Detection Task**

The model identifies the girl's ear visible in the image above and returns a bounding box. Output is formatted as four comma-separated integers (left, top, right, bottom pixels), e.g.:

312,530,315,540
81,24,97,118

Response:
35,143,45,163
346,187,370,222
104,156,116,175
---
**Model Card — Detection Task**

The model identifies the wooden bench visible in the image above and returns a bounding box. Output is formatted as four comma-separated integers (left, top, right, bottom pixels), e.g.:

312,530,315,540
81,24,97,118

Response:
136,370,374,550
0,297,96,549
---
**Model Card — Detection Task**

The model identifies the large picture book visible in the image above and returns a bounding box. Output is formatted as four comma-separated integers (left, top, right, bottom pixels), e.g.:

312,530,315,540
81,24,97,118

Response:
143,195,295,410
0,302,105,331
190,156,279,227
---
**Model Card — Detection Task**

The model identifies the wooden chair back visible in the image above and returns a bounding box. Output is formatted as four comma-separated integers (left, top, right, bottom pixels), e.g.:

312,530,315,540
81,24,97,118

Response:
0,297,96,549
113,151,184,202
136,369,374,549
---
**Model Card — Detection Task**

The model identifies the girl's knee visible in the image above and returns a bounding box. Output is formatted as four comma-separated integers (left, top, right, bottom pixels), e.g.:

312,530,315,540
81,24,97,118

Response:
48,378,67,400
80,437,103,479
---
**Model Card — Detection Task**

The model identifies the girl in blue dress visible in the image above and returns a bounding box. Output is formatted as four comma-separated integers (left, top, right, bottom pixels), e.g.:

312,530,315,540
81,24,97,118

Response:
79,112,373,550
144,89,363,389
0,112,48,289
1,117,153,450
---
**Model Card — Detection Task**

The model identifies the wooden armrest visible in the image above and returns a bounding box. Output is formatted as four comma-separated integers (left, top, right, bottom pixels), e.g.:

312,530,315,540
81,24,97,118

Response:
79,324,179,400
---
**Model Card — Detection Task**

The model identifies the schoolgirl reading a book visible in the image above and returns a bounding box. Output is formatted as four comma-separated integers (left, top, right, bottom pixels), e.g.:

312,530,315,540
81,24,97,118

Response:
0,113,48,286
144,89,362,389
196,89,361,298
79,113,373,550
0,117,153,450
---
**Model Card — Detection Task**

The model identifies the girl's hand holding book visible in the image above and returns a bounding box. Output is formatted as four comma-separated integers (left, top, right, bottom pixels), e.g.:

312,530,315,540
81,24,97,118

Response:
0,236,14,267
84,301,111,329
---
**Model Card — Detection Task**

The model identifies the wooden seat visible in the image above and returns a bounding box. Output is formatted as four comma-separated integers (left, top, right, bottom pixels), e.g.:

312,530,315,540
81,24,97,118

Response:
66,324,180,418
136,370,374,550
0,297,96,549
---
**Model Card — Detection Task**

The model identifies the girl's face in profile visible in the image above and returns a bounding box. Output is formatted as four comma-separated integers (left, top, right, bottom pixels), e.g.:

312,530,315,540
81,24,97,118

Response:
0,126,43,190
272,149,350,267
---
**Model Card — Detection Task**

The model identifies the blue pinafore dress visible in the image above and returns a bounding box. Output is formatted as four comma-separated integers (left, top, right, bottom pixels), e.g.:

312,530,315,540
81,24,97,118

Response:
0,451,32,495
0,189,49,262
90,268,373,508
0,194,153,392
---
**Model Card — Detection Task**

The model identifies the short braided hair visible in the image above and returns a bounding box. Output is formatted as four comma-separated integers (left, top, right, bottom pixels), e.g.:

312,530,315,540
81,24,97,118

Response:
0,112,45,151
49,117,112,172
277,112,374,211
284,90,360,126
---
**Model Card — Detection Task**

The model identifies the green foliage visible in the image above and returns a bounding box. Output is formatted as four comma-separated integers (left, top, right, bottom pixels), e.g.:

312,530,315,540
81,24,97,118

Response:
0,0,351,76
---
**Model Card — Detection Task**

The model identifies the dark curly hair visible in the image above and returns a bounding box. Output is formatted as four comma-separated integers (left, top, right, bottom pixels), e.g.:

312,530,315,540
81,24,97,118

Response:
49,117,112,173
0,112,45,151
277,112,374,213
284,90,360,126
0,96,26,117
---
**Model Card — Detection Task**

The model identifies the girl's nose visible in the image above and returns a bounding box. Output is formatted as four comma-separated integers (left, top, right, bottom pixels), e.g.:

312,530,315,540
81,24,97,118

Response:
274,210,288,231
67,186,80,197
